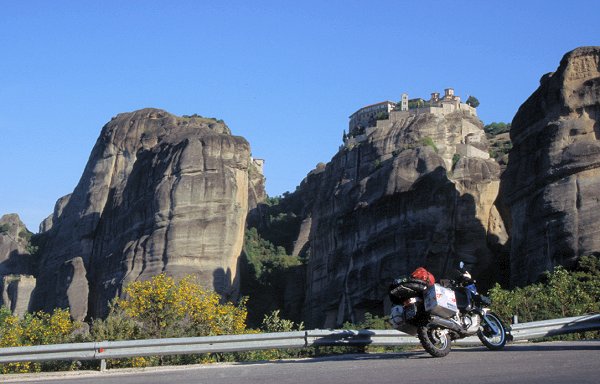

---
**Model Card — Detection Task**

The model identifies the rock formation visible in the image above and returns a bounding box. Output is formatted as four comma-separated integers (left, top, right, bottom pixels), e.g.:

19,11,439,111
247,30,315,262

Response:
500,46,600,286
1,275,36,317
30,109,264,320
0,214,36,316
265,108,507,327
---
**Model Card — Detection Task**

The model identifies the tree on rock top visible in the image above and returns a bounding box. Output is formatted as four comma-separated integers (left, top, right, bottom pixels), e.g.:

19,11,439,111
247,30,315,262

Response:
466,95,480,108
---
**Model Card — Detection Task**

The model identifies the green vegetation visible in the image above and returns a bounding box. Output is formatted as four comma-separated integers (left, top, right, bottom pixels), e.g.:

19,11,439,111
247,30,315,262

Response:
349,125,366,137
265,195,281,206
181,113,224,124
375,111,389,121
452,153,461,168
484,122,511,135
490,255,600,339
253,194,303,255
466,95,480,108
408,99,426,109
489,141,512,161
243,227,300,283
18,229,32,243
485,122,512,163
0,307,84,373
0,224,9,234
241,227,302,326
421,137,438,153
2,256,597,373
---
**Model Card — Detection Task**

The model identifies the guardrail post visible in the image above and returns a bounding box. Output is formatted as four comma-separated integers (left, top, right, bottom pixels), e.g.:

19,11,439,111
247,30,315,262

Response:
512,315,519,325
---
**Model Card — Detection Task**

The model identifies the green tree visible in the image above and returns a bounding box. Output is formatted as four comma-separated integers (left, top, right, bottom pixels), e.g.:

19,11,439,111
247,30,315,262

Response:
243,228,299,282
466,95,480,108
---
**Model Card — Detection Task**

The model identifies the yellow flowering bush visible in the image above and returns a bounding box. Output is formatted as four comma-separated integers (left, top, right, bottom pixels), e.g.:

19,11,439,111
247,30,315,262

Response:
115,274,248,339
0,307,82,373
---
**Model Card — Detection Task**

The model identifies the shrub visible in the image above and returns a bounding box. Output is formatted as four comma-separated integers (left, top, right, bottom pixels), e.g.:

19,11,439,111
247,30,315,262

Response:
0,224,10,234
0,308,84,373
116,274,248,339
260,310,304,333
489,255,600,339
452,153,461,168
375,111,389,121
421,137,438,153
90,305,142,341
484,122,511,136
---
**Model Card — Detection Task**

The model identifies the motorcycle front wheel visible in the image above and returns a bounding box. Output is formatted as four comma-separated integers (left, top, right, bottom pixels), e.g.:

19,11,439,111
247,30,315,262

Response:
417,325,451,357
477,312,506,350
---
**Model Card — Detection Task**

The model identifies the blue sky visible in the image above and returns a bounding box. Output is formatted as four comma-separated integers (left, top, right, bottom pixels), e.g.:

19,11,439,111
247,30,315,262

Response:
1,1,598,231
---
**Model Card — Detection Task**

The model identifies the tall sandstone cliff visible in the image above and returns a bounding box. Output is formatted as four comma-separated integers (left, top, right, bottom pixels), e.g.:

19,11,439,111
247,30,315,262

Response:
0,214,36,317
31,109,264,320
271,109,507,327
500,47,600,286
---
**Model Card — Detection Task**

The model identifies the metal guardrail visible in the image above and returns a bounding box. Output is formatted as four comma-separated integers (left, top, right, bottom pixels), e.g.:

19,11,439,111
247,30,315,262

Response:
510,314,600,340
0,314,598,368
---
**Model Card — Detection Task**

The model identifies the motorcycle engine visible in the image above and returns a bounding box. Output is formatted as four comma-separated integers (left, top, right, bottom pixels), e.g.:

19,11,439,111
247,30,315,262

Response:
462,314,481,334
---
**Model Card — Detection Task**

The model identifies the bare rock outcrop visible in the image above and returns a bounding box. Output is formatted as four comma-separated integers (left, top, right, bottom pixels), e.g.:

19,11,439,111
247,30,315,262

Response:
1,275,36,317
0,214,34,277
500,46,600,286
280,110,506,327
31,109,263,320
0,214,36,315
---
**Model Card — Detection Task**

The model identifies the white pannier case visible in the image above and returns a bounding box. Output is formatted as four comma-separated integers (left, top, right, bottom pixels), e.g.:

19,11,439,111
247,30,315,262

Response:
424,284,458,318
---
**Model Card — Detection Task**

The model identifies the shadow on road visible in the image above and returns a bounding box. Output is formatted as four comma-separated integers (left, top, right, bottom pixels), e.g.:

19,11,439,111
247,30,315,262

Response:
452,342,600,353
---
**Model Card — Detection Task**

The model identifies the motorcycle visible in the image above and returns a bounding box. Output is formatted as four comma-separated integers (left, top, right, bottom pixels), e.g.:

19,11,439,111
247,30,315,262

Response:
388,262,510,357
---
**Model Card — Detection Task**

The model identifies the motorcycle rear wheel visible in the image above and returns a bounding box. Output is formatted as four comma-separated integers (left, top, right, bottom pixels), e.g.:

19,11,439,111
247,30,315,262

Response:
417,325,451,357
477,312,506,350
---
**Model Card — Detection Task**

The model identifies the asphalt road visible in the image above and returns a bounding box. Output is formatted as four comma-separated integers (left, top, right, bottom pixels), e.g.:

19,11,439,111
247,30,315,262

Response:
6,341,600,384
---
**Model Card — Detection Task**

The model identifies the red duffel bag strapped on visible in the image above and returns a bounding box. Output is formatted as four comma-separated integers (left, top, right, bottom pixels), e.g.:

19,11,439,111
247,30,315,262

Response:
410,267,435,286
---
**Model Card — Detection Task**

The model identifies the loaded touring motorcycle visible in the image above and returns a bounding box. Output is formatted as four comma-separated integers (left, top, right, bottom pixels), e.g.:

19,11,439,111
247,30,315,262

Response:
388,263,510,357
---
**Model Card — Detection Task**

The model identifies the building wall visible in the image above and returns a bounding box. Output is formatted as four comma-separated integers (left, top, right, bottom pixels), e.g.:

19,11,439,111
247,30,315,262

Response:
349,102,395,133
349,93,477,137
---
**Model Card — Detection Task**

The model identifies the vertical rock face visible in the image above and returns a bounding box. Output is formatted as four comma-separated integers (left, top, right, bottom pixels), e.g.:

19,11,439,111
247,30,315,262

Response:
284,111,506,327
0,214,36,315
500,47,600,286
0,214,34,277
1,275,36,317
32,109,261,320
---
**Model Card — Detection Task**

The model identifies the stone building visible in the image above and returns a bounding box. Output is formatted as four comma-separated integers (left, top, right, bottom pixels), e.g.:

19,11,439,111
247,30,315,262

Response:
348,101,396,134
348,88,476,135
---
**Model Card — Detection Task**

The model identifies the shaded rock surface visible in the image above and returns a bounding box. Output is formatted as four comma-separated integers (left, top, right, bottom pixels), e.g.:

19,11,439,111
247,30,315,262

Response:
263,110,506,327
0,214,34,277
500,46,600,286
0,214,36,315
31,109,264,320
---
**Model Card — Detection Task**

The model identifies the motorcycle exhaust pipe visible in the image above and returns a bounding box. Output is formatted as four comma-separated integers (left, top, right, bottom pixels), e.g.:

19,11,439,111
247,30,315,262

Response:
429,315,463,333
